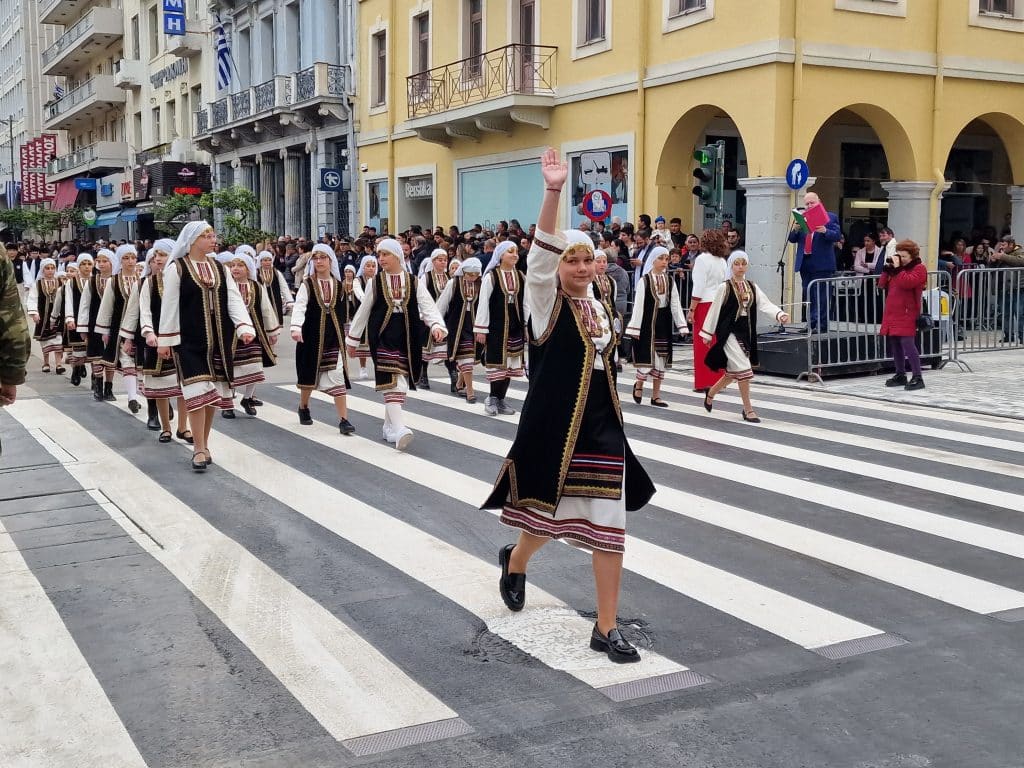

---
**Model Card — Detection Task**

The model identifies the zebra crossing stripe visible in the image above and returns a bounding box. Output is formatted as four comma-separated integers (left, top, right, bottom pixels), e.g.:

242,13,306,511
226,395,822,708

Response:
0,509,148,767
342,386,1024,615
291,388,890,653
7,400,465,747
481,384,1024,561
649,376,1024,456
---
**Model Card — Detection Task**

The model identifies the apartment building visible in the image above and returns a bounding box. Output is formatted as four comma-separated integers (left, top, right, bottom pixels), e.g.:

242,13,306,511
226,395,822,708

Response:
355,0,1024,293
193,0,357,238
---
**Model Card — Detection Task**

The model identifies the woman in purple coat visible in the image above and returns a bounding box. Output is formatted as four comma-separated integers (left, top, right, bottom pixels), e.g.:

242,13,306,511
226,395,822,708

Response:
879,239,928,391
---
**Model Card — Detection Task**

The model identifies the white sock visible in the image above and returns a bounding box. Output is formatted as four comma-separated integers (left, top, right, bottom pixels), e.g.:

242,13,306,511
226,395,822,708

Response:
384,402,404,432
125,376,139,402
243,384,256,397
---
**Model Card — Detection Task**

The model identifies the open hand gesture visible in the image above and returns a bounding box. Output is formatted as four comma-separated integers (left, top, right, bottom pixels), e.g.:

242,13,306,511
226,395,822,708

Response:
541,147,567,191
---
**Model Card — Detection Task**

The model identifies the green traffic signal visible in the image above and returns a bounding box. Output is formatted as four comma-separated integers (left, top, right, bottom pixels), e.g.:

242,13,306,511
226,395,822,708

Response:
691,142,724,210
693,149,711,165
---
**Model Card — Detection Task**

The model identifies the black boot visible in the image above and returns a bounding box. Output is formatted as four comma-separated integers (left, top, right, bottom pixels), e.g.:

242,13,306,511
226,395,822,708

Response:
416,363,431,390
884,373,907,388
298,406,313,425
240,397,257,416
905,375,925,391
70,366,81,386
449,367,458,393
92,377,104,401
146,399,160,431
103,382,116,401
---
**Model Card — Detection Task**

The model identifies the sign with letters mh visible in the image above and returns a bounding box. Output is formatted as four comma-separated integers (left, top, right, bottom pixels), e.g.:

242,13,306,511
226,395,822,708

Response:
163,0,186,35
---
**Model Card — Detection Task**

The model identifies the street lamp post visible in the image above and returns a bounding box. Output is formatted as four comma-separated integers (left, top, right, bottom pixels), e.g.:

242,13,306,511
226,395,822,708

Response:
0,116,17,210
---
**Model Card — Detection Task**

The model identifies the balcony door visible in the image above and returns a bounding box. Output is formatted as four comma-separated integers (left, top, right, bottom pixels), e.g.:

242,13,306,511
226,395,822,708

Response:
516,0,535,93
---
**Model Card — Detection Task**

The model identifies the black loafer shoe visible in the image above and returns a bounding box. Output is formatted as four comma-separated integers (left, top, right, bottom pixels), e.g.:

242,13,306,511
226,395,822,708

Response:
146,414,161,430
240,397,258,416
498,543,526,612
298,406,313,426
248,398,263,406
128,400,141,414
589,623,641,663
221,408,236,419
339,418,355,435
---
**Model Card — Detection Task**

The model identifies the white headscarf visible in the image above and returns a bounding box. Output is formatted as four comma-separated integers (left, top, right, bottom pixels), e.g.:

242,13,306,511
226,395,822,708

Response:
641,245,670,277
485,240,518,275
727,250,750,274
141,238,176,279
168,220,214,268
448,258,462,277
343,264,357,278
37,258,57,276
115,243,138,266
235,244,257,260
454,257,482,278
561,229,596,256
95,247,120,275
356,254,378,279
75,252,94,269
218,250,258,282
307,243,342,282
375,238,403,261
257,250,274,265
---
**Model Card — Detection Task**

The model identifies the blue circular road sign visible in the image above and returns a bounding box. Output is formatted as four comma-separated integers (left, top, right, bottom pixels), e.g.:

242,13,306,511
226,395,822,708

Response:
786,158,809,191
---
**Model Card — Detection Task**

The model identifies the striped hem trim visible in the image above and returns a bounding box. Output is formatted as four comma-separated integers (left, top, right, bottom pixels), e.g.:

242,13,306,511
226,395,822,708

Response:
141,386,183,399
383,393,407,404
232,373,266,386
728,369,755,381
185,390,230,412
500,506,625,553
323,386,348,397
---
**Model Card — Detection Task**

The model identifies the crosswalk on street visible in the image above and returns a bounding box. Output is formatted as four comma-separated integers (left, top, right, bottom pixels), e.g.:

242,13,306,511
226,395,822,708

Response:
2,365,1023,766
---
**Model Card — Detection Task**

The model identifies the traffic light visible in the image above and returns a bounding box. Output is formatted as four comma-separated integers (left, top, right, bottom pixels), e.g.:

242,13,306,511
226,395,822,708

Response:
691,141,725,213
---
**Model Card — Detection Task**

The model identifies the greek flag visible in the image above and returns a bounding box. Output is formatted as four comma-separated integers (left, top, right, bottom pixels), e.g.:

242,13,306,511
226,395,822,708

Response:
214,13,233,90
53,82,65,100
4,181,20,206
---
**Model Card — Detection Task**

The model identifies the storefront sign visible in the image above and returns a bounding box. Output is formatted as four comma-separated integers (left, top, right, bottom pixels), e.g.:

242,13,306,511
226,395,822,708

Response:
404,177,433,199
163,0,186,36
150,58,189,89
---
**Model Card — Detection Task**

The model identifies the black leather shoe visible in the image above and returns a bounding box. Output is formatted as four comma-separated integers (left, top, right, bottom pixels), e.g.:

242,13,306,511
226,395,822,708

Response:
240,397,257,416
103,382,116,401
248,398,263,407
221,408,236,419
339,418,355,435
905,375,925,391
128,399,141,414
146,399,160,430
298,406,313,426
498,543,526,612
589,623,641,663
92,378,103,401
70,367,81,386
885,373,908,387
417,372,431,389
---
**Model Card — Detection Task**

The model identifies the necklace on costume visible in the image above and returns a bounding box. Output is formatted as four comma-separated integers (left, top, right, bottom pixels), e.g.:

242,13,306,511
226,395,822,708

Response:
732,278,751,315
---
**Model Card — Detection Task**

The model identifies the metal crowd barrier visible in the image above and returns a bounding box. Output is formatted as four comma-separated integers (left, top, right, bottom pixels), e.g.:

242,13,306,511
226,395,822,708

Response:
951,265,1024,363
800,271,954,382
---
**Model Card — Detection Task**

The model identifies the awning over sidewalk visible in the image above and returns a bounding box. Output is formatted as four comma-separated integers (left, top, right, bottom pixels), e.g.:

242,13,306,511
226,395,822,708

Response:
49,179,79,211
92,210,120,227
119,208,139,222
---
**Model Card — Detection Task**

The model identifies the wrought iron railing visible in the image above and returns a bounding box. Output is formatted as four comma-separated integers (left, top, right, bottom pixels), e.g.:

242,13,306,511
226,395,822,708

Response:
406,44,556,118
231,91,252,120
295,67,316,101
195,108,209,136
254,79,276,113
211,98,228,128
327,64,346,96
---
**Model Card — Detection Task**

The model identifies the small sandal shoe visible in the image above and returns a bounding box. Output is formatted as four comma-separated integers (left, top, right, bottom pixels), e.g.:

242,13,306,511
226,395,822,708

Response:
158,431,173,443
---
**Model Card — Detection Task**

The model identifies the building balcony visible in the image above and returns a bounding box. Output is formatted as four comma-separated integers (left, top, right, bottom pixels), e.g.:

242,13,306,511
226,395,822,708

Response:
41,6,124,77
164,30,203,58
43,76,126,131
40,0,93,27
47,141,133,183
114,58,144,89
405,44,556,146
193,63,349,150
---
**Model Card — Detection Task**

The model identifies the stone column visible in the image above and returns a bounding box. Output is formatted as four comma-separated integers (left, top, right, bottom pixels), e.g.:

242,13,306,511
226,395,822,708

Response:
258,158,276,234
1009,186,1024,242
284,151,303,237
738,176,799,307
882,181,947,262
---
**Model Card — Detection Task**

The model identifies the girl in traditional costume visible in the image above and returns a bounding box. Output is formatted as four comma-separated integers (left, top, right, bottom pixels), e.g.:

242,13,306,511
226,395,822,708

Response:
625,246,688,408
416,248,451,390
26,258,64,375
483,149,655,663
77,248,118,401
474,241,526,416
351,255,378,380
63,253,93,387
95,244,141,411
220,251,280,418
290,244,355,435
436,257,482,403
257,249,294,327
120,240,188,442
346,239,446,450
158,221,256,471
700,250,789,423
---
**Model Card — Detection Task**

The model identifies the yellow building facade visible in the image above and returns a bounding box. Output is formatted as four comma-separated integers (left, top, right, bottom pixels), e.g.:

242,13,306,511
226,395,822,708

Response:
355,0,1024,292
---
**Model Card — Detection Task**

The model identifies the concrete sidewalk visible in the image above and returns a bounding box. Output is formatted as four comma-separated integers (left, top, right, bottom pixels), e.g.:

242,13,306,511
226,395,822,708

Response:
667,344,1023,421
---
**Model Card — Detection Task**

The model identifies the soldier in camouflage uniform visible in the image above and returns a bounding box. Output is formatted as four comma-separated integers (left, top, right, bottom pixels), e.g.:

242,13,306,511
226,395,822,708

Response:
1,242,32,451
